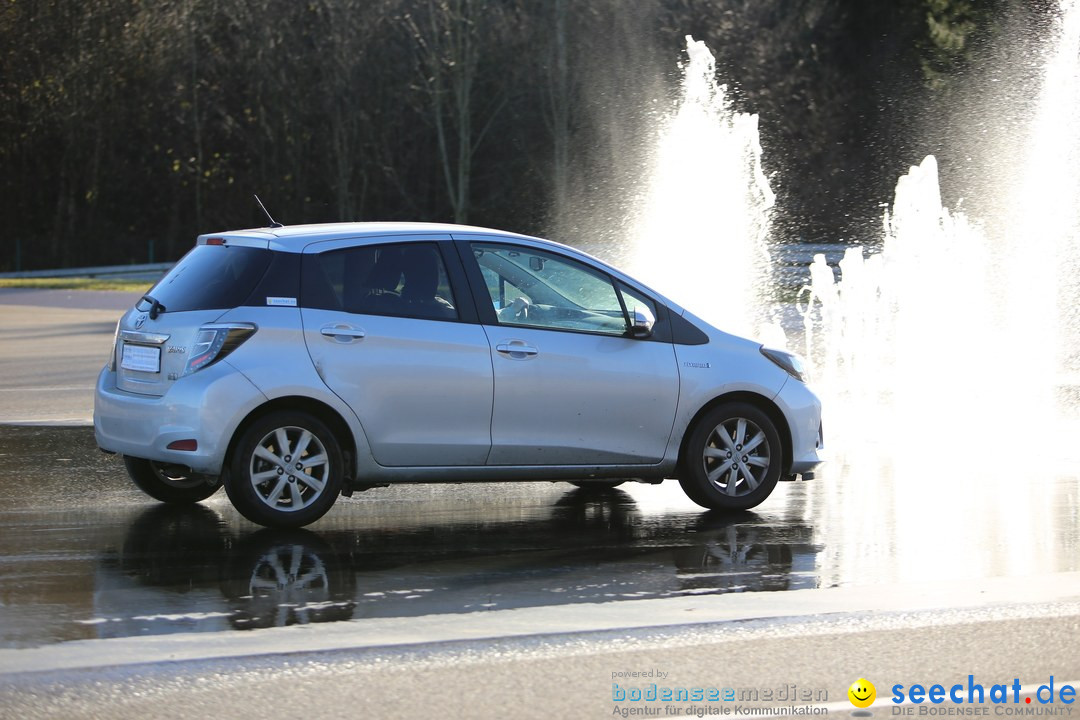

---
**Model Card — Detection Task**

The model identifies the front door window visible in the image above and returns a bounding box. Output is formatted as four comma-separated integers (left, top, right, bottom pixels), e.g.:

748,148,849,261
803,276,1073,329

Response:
472,244,630,335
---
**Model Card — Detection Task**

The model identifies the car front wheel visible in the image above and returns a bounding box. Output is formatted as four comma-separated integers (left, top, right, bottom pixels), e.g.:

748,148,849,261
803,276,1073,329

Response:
225,412,344,528
123,456,222,504
679,402,782,511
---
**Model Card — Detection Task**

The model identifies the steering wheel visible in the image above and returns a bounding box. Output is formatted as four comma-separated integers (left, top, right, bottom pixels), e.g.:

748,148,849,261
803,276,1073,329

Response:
499,296,532,322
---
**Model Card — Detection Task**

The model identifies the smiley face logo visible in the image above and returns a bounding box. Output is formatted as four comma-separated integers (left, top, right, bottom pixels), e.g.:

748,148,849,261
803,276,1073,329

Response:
848,678,876,708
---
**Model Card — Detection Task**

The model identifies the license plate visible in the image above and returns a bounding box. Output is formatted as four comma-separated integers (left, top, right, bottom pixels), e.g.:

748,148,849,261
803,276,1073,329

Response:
121,344,161,373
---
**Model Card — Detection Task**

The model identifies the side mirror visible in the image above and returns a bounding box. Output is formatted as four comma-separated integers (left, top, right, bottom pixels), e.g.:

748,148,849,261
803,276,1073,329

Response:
630,306,655,338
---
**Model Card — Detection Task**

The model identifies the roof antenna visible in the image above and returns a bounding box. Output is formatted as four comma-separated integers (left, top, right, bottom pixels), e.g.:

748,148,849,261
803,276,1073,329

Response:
254,194,284,228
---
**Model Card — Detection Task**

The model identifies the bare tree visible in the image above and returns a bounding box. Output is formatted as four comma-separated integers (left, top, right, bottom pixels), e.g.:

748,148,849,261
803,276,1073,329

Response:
544,0,572,219
314,0,398,220
405,0,508,223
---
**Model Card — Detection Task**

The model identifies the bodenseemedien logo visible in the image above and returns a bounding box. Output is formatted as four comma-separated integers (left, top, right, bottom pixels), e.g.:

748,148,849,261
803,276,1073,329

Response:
610,679,830,716
611,682,827,704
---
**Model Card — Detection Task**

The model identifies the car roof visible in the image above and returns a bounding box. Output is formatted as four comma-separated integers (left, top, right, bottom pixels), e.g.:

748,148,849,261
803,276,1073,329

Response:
197,222,541,252
195,221,686,314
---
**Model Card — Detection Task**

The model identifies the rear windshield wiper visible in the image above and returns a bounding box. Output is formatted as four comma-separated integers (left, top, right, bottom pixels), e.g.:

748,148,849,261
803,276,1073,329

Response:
140,294,167,320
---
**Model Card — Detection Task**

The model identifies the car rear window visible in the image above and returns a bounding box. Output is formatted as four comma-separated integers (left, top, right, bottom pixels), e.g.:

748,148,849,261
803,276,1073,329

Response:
141,245,272,313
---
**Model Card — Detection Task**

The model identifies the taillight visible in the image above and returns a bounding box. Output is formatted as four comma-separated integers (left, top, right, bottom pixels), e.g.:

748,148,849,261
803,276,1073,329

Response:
108,319,121,372
183,323,257,376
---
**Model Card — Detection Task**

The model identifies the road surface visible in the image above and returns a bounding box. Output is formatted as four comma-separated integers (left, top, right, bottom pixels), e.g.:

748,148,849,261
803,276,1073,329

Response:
0,287,1078,719
0,289,140,424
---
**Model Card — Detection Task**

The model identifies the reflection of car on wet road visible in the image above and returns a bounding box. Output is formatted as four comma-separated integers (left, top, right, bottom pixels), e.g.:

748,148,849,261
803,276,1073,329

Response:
90,493,817,637
94,223,823,527
105,506,356,633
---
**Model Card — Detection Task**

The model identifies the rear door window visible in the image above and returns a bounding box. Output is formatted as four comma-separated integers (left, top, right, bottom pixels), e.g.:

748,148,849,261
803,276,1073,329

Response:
304,242,458,321
140,245,272,313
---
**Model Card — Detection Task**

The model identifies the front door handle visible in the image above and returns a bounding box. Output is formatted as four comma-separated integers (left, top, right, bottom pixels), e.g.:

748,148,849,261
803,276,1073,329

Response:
496,341,538,358
320,324,366,342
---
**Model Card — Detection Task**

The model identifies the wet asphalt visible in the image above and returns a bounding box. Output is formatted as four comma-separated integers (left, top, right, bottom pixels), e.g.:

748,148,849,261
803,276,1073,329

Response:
0,425,821,648
2,422,1079,650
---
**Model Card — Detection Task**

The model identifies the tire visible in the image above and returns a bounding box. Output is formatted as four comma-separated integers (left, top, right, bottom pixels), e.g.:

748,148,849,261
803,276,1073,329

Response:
221,529,356,629
123,456,222,504
566,480,625,489
225,411,343,528
119,504,228,587
678,402,782,511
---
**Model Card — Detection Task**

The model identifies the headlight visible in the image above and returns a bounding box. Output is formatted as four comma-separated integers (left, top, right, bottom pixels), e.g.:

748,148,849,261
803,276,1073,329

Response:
184,323,257,376
760,346,808,383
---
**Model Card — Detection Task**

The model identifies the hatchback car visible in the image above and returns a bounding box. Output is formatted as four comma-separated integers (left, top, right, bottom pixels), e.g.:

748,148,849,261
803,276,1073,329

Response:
95,223,823,527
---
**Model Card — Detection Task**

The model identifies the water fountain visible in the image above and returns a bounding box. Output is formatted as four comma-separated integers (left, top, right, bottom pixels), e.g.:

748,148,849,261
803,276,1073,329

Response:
627,36,778,343
813,1,1079,585
626,3,1080,586
801,2,1080,450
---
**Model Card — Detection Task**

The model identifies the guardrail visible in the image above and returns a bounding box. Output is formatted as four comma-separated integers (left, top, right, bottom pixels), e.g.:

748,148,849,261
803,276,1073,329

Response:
0,243,871,286
771,242,864,288
0,262,174,280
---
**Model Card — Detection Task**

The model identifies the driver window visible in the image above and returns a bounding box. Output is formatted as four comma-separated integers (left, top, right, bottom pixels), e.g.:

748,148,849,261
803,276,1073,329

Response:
479,266,529,310
472,243,629,336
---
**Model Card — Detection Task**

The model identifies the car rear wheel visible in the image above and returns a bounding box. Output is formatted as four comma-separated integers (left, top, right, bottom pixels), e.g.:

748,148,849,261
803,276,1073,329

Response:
123,456,222,504
679,402,782,511
225,412,343,528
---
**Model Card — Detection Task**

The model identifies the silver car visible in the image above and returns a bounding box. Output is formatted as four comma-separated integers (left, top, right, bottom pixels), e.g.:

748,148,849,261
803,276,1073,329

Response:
94,223,823,528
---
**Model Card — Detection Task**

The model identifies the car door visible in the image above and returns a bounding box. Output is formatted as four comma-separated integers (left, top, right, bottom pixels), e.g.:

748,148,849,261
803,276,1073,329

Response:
300,237,493,467
457,238,680,466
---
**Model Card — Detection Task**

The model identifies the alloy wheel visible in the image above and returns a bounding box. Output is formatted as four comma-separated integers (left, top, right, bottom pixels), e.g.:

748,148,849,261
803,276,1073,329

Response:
248,426,331,512
701,417,772,497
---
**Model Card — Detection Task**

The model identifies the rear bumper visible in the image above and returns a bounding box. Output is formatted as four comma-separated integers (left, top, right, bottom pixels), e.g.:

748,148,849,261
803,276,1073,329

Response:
93,361,267,475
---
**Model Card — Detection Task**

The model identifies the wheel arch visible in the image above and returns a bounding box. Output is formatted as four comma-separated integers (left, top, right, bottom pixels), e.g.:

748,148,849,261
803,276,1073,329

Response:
224,396,358,483
677,391,793,477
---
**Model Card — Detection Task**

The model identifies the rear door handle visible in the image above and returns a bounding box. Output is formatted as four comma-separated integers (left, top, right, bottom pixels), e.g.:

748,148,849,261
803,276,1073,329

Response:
320,324,366,341
496,341,538,358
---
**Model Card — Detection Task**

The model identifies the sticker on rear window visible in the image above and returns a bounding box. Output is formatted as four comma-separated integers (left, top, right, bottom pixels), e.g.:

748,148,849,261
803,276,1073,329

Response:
266,297,297,307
